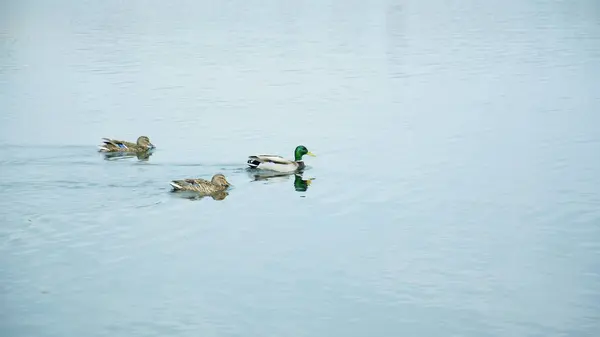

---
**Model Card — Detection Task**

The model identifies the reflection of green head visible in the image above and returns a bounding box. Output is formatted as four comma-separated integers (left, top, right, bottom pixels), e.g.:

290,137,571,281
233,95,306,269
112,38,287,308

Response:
294,174,312,192
294,145,316,161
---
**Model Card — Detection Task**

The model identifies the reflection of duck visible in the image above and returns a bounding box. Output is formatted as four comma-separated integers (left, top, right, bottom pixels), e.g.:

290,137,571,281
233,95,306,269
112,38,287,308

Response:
102,151,153,161
175,190,229,201
248,169,294,181
98,136,155,153
248,169,315,192
247,145,315,172
170,173,231,195
293,174,314,192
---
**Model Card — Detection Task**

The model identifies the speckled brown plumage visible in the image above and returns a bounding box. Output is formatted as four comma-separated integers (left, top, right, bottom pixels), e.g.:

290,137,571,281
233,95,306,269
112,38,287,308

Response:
170,174,231,194
98,136,155,153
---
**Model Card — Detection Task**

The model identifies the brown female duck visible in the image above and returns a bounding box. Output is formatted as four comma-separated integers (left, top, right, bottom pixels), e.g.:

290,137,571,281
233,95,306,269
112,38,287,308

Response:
170,174,231,194
98,136,155,153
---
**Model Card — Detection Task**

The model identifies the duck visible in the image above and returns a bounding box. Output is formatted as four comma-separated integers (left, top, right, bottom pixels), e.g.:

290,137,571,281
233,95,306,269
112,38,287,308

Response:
98,136,155,153
169,173,231,194
247,145,315,172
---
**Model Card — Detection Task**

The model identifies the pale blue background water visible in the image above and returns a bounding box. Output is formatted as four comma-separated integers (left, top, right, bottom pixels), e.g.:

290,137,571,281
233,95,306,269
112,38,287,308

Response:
1,0,600,336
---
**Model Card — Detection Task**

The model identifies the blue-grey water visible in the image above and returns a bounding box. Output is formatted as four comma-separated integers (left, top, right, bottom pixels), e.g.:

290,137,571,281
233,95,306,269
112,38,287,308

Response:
1,1,600,336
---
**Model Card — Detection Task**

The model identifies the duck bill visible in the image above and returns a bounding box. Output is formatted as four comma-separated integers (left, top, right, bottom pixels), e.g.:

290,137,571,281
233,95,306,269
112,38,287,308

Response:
148,143,156,149
306,151,316,157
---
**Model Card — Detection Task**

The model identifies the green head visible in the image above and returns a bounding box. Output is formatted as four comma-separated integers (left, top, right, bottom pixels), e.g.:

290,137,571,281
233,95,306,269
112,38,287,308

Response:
294,145,316,161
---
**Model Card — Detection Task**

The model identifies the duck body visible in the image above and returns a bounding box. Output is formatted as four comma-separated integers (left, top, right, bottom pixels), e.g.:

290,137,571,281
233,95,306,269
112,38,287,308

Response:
247,145,315,172
170,174,231,194
247,155,305,173
98,136,155,153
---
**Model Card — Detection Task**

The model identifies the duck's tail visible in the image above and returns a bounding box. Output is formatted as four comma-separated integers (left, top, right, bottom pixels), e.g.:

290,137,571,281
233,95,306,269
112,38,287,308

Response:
247,156,261,168
170,181,183,190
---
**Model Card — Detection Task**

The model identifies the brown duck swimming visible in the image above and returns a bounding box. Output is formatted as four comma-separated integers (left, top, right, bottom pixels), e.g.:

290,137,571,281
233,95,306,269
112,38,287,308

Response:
98,136,155,153
170,174,231,194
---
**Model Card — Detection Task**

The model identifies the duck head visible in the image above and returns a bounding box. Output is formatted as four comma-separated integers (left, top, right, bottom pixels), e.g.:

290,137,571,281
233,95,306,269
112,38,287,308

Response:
211,174,231,188
137,136,155,149
294,145,316,161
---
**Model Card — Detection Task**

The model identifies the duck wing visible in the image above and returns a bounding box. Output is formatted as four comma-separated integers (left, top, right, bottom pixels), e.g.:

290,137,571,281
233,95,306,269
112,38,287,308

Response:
247,155,298,172
169,178,209,189
248,155,294,165
98,138,137,151
184,178,210,185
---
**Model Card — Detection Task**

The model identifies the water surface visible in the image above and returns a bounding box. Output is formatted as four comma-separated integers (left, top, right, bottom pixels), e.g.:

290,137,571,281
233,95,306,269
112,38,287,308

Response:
1,1,600,336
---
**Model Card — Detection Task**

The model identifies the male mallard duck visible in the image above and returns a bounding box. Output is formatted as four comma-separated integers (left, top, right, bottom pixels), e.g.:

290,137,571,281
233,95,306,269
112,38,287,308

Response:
98,136,155,153
169,173,231,194
247,145,315,172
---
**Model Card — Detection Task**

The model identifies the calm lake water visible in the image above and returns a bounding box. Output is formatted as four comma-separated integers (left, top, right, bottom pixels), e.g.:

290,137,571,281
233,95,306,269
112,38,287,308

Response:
1,0,600,336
